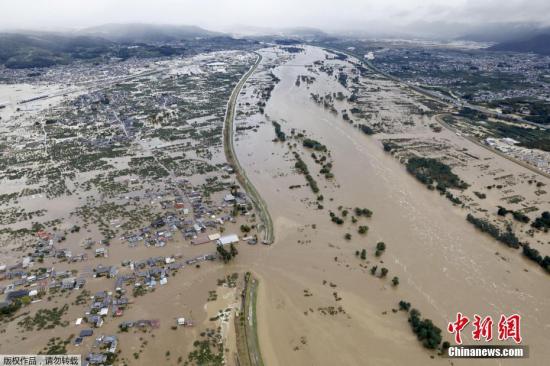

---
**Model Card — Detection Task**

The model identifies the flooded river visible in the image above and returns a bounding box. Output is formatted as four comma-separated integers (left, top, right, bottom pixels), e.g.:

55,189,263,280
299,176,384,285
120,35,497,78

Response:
234,46,550,365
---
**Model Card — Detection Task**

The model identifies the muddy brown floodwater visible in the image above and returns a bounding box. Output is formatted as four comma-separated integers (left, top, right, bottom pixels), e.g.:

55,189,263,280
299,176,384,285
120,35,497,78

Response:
234,46,550,365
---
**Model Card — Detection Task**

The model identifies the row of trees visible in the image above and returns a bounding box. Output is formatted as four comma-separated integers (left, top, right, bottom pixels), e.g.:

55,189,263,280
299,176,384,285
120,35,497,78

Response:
302,138,327,152
272,121,286,142
399,301,446,350
466,214,520,248
293,152,319,193
354,207,373,218
522,244,550,273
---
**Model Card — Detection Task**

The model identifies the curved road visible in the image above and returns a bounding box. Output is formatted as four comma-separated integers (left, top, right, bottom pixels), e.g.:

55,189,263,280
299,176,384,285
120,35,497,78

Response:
223,52,274,245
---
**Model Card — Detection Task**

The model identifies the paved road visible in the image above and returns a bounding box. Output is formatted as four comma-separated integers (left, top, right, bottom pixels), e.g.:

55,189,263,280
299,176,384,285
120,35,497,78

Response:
243,274,263,366
223,52,274,244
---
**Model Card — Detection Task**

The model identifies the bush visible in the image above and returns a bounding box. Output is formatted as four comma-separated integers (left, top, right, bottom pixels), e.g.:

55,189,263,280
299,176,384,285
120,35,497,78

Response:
398,300,411,311
375,242,386,256
532,211,550,231
303,138,327,152
357,124,374,135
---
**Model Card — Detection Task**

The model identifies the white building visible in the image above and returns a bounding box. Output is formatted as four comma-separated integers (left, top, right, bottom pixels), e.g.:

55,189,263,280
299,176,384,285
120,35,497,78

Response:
217,234,239,246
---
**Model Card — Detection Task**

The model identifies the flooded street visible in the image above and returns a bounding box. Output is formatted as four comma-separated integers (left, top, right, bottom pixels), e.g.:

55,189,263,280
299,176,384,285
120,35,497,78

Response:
234,46,550,365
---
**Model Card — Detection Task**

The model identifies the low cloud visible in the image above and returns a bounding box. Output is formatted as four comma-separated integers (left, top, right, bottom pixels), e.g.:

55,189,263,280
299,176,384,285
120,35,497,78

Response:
1,0,549,35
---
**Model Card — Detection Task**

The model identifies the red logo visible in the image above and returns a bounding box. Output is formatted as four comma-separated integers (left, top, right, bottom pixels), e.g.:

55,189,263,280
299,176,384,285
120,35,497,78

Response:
498,314,522,344
447,312,470,344
472,314,493,342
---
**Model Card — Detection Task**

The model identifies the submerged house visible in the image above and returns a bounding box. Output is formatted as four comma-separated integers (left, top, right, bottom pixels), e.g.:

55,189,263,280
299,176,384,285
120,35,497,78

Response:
217,234,239,246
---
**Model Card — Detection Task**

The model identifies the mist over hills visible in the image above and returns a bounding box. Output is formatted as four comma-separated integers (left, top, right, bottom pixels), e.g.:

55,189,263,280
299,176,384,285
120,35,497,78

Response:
0,32,114,68
0,24,258,69
489,33,550,55
79,23,221,43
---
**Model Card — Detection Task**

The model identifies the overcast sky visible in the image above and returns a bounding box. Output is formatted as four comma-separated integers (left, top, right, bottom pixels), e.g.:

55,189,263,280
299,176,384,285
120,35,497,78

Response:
2,0,550,33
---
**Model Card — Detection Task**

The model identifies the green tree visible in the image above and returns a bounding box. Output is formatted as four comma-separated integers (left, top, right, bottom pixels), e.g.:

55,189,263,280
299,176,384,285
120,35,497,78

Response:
375,242,386,256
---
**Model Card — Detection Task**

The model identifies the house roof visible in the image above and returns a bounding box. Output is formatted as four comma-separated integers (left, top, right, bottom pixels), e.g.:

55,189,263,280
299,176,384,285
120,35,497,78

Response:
80,329,93,337
218,234,239,245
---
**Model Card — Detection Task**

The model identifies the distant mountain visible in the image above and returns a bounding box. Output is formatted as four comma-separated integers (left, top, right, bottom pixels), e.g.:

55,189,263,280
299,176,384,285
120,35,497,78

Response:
0,26,258,69
0,32,113,68
458,23,550,43
489,34,550,55
79,23,221,43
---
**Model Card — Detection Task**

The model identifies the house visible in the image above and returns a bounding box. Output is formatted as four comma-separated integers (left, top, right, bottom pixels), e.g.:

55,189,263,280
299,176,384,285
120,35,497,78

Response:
95,247,107,257
79,329,94,337
5,289,29,302
28,289,39,297
152,218,165,228
218,234,239,246
75,278,86,289
191,234,210,245
94,265,117,278
22,257,32,268
101,336,118,353
208,233,221,241
89,315,104,328
87,353,107,365
224,194,235,202
62,277,76,290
